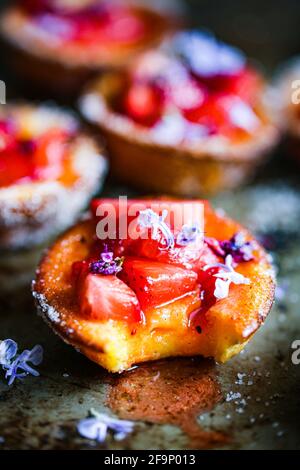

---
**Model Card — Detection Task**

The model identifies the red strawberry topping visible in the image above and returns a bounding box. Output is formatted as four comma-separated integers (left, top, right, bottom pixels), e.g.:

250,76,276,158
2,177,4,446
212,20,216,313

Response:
123,82,164,127
119,257,198,311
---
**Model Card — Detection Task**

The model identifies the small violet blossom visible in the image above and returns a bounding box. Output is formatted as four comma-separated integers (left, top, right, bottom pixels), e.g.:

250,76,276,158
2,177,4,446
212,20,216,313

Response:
206,232,255,263
176,223,202,246
0,339,17,367
138,209,174,250
77,409,135,443
175,30,245,78
204,254,250,300
0,340,43,386
90,249,124,275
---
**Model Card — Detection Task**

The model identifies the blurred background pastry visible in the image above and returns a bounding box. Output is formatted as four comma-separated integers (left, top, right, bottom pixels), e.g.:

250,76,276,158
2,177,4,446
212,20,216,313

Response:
0,102,107,250
80,30,280,196
0,0,182,100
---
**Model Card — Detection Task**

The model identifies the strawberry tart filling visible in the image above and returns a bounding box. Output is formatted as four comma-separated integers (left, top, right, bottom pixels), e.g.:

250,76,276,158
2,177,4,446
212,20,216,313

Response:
0,111,78,188
0,105,107,250
72,199,255,329
19,0,154,47
117,31,266,143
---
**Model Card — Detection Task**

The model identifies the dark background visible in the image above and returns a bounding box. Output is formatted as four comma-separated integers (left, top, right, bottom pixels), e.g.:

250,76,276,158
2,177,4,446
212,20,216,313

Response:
187,0,300,69
0,0,299,91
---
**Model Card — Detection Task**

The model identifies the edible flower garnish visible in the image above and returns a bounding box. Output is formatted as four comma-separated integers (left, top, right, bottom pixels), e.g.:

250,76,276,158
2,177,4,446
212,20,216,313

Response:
0,340,43,386
175,30,245,78
203,254,250,300
176,223,202,246
90,248,124,276
0,339,17,367
205,232,255,263
77,409,135,443
138,209,174,250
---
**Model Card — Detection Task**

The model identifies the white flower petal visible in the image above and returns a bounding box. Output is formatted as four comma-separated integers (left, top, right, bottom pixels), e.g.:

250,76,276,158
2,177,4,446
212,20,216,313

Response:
214,278,231,300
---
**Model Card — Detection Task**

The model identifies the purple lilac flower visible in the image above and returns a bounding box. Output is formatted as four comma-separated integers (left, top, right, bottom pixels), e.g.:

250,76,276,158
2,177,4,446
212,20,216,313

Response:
0,340,18,367
220,233,255,262
174,30,245,78
203,255,250,300
1,342,43,386
176,223,202,246
77,409,135,443
206,232,255,263
138,209,174,250
90,249,124,275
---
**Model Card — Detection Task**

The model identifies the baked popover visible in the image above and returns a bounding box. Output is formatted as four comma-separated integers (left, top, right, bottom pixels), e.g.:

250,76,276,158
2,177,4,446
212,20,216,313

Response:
33,198,275,372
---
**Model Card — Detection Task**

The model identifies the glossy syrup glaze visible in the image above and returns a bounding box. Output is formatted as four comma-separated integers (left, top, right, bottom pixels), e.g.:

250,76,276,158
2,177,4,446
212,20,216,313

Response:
107,357,229,449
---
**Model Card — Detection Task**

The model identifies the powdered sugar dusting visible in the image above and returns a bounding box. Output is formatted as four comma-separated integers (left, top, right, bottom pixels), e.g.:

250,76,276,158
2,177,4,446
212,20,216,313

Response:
32,289,60,324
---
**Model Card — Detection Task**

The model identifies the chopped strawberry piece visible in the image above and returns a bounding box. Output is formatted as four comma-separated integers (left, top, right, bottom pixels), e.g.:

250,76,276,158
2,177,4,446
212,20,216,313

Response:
79,273,142,323
91,198,206,266
23,1,147,44
91,198,208,215
33,129,67,180
192,67,260,102
127,237,204,269
119,258,198,310
184,93,258,137
91,198,206,226
123,82,164,127
91,197,145,228
0,120,17,152
73,8,145,44
193,243,220,275
183,93,227,131
0,151,34,187
72,259,90,285
196,267,218,317
0,126,69,187
227,68,262,103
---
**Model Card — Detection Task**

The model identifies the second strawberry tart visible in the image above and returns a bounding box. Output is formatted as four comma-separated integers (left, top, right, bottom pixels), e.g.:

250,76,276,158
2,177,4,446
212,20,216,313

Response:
80,31,280,196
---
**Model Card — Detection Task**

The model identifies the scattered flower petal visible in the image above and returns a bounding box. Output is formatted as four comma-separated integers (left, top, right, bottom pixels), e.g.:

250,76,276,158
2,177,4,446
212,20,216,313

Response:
138,209,174,250
204,255,250,300
2,343,43,386
90,247,124,276
77,409,135,443
175,30,245,78
0,339,18,367
228,97,260,132
177,223,202,246
205,232,255,263
214,277,231,300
